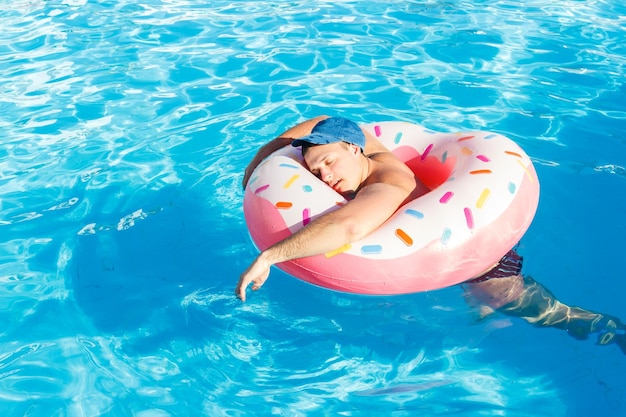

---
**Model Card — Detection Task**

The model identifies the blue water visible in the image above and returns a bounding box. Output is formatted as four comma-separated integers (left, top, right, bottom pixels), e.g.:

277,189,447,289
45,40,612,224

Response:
1,1,625,416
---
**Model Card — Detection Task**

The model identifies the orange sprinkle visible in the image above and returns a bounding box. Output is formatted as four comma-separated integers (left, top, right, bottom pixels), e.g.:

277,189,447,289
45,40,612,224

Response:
325,243,352,258
395,228,413,246
458,135,475,142
283,174,300,189
505,150,522,158
275,201,293,209
461,147,474,155
469,169,492,175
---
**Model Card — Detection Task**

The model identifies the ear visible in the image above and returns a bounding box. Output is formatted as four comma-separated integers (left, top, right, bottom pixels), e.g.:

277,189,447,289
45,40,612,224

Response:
350,144,359,157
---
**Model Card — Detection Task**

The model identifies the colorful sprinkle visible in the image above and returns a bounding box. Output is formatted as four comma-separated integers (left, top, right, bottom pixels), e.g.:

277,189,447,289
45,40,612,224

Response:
505,150,522,158
508,182,517,194
374,125,381,137
394,132,403,144
516,159,535,184
464,207,474,229
278,162,300,169
421,143,433,160
395,228,413,246
458,135,475,142
476,188,490,208
248,175,259,186
275,201,292,209
461,147,473,156
405,209,424,219
441,150,448,163
302,208,311,226
254,184,270,194
469,169,492,175
441,228,452,245
283,174,300,189
476,154,490,162
484,134,497,139
361,245,382,254
440,191,454,204
325,243,352,258
302,185,313,192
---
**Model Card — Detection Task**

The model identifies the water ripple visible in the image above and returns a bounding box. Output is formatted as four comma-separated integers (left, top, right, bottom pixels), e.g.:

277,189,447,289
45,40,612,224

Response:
1,0,625,415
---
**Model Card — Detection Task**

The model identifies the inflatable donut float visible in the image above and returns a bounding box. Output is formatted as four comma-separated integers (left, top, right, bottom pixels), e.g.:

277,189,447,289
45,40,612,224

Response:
243,121,540,295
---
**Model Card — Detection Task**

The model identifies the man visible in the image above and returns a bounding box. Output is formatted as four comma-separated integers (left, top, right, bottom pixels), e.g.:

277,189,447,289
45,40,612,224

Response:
237,116,626,353
237,116,429,301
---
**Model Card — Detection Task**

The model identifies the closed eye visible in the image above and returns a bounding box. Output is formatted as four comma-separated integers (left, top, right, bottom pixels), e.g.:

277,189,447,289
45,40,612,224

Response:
309,157,333,179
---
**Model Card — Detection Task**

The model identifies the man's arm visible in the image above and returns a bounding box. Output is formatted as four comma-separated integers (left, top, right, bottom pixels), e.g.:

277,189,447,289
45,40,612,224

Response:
236,175,413,301
242,116,329,188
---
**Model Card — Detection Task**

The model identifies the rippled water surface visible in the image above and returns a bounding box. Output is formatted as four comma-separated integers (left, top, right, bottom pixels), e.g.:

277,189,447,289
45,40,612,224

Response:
1,1,625,416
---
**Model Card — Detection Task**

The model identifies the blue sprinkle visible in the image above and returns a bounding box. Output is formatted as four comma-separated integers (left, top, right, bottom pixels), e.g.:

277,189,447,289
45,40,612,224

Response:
302,185,313,193
394,132,403,144
441,228,451,245
441,151,447,163
508,182,516,194
279,163,300,169
249,175,258,185
484,134,497,139
361,245,383,255
405,209,424,219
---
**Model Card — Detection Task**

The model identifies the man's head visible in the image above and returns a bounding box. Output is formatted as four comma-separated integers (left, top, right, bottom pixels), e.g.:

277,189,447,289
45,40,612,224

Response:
291,117,365,153
292,117,367,196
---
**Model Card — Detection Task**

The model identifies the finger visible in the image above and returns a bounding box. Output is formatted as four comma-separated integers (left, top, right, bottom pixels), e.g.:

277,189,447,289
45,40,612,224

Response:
235,281,246,302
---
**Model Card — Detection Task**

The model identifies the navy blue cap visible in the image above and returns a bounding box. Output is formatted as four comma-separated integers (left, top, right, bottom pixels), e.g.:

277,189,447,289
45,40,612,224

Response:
292,117,365,151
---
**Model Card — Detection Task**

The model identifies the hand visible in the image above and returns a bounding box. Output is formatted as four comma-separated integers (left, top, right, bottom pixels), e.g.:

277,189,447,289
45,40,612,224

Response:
236,255,271,302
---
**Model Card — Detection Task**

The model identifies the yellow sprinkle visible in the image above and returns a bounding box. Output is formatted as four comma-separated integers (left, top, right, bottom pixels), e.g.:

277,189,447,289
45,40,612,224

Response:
283,174,300,189
461,147,473,155
325,243,352,258
516,159,535,184
476,188,490,208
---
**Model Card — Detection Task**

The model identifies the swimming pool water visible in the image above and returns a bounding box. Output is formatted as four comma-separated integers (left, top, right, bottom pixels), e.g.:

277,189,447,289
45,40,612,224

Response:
1,1,625,416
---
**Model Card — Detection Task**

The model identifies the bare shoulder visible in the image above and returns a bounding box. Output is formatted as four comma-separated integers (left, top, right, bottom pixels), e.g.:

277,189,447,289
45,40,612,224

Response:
367,152,429,200
369,151,414,180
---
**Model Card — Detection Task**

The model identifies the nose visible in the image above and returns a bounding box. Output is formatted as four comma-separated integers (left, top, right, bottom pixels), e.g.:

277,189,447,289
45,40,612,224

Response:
319,167,332,183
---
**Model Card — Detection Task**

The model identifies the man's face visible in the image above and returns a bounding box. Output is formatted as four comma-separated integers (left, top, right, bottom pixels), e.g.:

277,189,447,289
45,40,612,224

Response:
303,141,361,196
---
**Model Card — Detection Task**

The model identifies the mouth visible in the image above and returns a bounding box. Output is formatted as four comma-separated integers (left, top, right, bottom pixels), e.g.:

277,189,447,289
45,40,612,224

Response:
331,179,342,191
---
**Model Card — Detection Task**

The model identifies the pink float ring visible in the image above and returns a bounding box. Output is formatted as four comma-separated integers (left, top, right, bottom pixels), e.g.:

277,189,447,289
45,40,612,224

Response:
244,121,540,295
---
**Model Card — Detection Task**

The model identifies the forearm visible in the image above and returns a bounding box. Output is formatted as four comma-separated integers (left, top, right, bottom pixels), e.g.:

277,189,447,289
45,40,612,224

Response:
261,182,410,265
247,136,293,170
260,213,356,266
243,115,328,188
